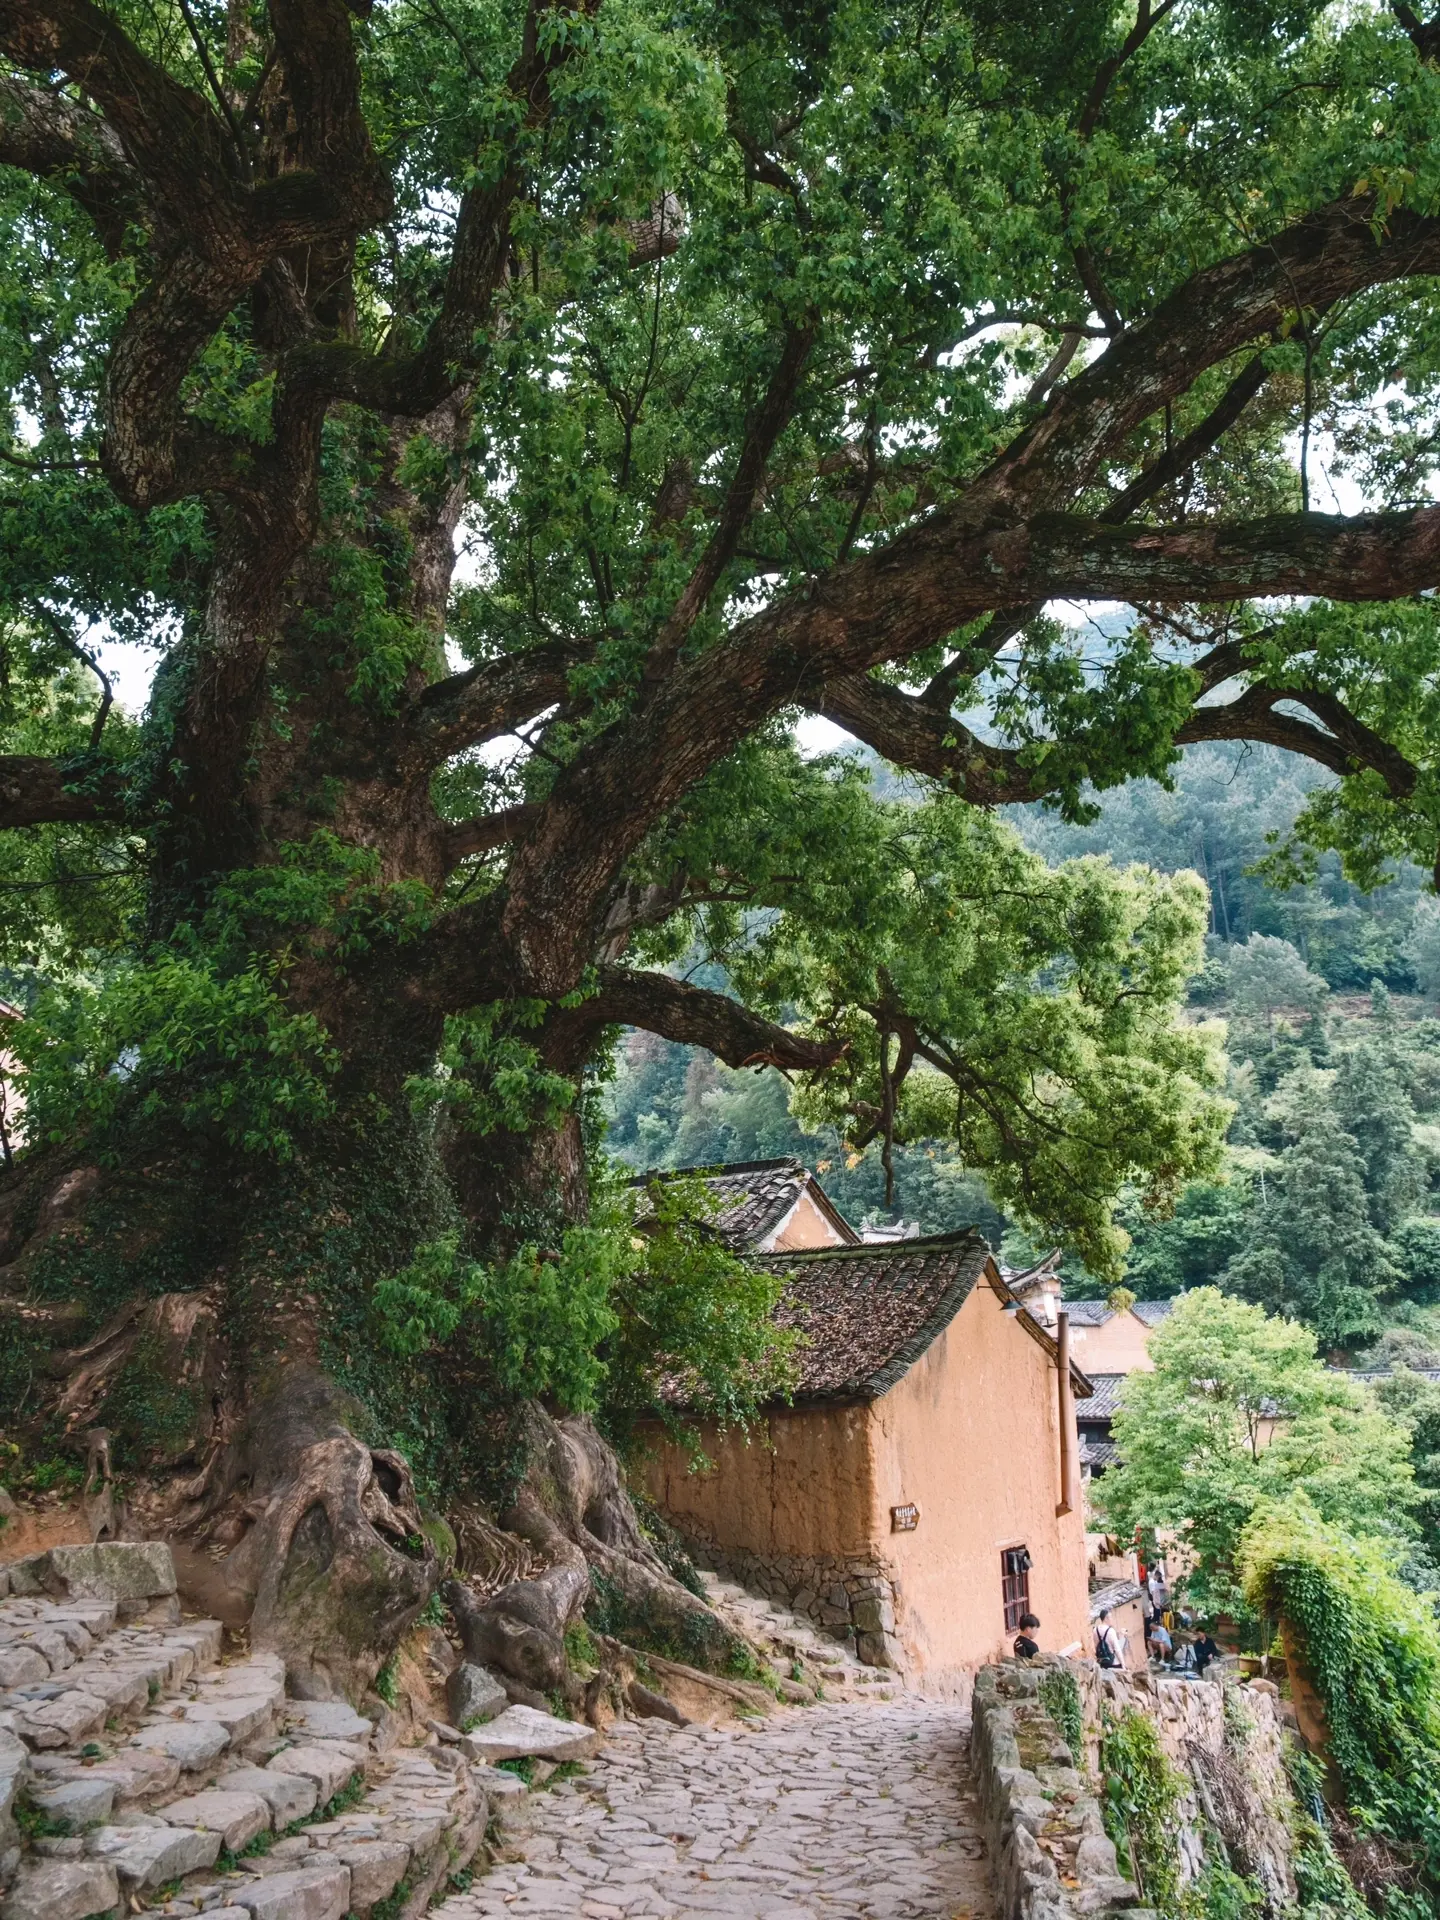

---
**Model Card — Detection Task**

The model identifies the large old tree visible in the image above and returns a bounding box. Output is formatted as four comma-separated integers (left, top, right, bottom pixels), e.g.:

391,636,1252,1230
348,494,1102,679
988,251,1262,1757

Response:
5,0,1440,1697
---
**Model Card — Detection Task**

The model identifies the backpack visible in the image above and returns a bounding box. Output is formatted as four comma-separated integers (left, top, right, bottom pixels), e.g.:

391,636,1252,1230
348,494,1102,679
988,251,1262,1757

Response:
1095,1628,1119,1669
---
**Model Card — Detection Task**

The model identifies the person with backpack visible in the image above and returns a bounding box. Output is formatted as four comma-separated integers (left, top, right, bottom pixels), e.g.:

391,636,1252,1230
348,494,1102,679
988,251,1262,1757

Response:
1095,1610,1125,1667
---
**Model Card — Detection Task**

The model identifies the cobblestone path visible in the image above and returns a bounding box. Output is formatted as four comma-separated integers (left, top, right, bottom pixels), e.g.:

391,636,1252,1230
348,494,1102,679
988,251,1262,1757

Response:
437,1700,994,1920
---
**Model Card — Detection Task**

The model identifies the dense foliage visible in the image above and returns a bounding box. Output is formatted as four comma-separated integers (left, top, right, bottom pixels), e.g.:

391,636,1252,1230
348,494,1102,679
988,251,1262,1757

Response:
1096,1290,1423,1619
5,0,1440,1532
1241,1500,1440,1920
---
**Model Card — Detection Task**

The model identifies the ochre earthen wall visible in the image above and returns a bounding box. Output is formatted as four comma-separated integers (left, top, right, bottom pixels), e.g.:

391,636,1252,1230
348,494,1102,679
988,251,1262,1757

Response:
764,1189,848,1251
868,1276,1091,1685
640,1401,879,1562
1065,1311,1154,1374
641,1270,1090,1690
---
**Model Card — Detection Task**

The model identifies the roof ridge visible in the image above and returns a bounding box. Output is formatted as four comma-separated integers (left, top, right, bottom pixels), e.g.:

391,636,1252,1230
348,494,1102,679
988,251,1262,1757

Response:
754,1226,985,1265
628,1156,805,1181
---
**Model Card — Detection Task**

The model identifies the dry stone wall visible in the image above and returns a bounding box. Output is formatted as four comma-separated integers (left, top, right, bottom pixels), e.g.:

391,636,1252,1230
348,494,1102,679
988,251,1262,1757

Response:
972,1655,1298,1920
677,1539,904,1668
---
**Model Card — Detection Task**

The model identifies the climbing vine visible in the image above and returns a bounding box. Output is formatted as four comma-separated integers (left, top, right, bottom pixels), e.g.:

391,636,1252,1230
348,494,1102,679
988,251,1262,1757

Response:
1285,1749,1370,1920
1038,1668,1084,1763
1240,1497,1440,1916
1100,1706,1186,1917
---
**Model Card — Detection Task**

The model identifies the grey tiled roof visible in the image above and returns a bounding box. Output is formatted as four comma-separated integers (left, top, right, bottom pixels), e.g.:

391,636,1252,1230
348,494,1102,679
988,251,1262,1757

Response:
1076,1373,1127,1421
1061,1299,1116,1326
1090,1578,1141,1617
1060,1297,1174,1328
756,1231,994,1401
1080,1437,1122,1471
657,1229,1093,1411
1338,1368,1440,1385
632,1157,859,1250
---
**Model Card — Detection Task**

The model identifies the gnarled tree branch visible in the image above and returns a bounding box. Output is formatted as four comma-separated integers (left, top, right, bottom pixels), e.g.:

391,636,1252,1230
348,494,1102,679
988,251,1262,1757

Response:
405,646,575,768
0,754,124,828
580,966,842,1072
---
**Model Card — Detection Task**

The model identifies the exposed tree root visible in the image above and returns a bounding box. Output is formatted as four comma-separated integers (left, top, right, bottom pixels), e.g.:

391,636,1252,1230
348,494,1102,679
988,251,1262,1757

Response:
3,1158,755,1716
224,1375,438,1699
442,1405,763,1723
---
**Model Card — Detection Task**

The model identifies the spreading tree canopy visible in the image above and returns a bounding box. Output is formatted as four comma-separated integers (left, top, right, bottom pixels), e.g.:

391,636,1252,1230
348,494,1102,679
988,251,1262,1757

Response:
7,0,1440,1694
1099,1289,1421,1619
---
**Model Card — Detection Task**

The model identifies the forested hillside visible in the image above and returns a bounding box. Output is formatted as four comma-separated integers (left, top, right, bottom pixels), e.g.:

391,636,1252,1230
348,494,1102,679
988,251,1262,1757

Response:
605,736,1440,1361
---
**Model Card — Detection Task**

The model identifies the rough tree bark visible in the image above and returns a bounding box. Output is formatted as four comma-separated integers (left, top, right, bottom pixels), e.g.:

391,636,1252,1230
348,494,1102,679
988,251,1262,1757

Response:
443,1405,758,1721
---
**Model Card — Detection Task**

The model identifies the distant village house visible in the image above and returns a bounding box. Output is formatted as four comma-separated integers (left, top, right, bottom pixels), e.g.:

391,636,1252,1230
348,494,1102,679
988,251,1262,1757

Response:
634,1157,861,1253
636,1177,1095,1694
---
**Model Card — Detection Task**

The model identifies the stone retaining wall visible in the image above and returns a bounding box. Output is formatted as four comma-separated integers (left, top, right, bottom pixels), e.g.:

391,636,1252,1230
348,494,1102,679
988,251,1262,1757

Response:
971,1656,1297,1920
680,1540,903,1667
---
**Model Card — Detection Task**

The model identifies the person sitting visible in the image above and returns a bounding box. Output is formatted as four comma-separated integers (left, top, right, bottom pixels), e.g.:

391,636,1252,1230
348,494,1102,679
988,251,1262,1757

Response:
1148,1618,1174,1663
1013,1611,1042,1658
1193,1631,1221,1675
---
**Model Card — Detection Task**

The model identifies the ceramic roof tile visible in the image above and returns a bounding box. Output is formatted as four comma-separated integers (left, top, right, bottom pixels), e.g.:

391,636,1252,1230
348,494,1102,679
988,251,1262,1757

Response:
631,1157,858,1250
1340,1368,1440,1385
657,1228,1093,1410
1076,1373,1128,1421
756,1230,992,1401
1090,1577,1140,1615
1061,1299,1115,1326
1062,1297,1174,1328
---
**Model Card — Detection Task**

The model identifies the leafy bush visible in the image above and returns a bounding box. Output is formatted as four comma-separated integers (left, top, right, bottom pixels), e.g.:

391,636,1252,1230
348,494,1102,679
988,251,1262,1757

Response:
604,1172,798,1437
1099,1706,1185,1916
371,1227,621,1410
1098,1290,1419,1619
1391,1220,1440,1305
406,997,579,1140
1240,1496,1440,1913
370,1174,797,1429
11,952,337,1160
1038,1668,1084,1762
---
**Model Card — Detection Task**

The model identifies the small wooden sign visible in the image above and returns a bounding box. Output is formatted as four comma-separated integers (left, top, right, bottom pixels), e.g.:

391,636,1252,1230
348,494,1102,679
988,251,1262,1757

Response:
891,1502,920,1532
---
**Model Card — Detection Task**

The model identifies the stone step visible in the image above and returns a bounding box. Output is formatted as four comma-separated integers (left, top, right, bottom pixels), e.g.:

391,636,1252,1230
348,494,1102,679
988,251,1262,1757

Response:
0,1541,509,1917
10,1680,503,1914
694,1567,877,1699
457,1706,599,1767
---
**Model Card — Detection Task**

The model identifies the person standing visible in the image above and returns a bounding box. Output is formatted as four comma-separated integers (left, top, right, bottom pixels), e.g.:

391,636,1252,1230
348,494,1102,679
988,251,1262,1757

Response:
1095,1611,1123,1669
1147,1562,1170,1615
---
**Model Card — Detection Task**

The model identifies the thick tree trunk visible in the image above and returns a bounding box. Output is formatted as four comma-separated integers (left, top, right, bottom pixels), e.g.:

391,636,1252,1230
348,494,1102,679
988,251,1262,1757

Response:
0,1079,457,1700
0,1045,752,1708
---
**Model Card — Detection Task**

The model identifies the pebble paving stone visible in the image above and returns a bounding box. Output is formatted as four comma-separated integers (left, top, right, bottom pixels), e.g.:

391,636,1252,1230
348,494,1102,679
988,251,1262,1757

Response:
433,1702,994,1920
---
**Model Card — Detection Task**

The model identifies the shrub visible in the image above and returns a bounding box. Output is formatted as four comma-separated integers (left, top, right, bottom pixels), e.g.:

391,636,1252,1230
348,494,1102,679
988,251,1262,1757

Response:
1240,1496,1440,1911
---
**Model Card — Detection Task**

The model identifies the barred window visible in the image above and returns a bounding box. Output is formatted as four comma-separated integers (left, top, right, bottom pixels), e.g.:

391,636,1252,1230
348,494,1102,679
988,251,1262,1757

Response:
1001,1546,1031,1632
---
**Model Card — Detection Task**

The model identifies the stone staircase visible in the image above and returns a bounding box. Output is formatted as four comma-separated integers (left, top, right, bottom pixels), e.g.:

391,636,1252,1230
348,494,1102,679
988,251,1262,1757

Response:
695,1570,898,1703
0,1544,904,1920
0,1542,578,1920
